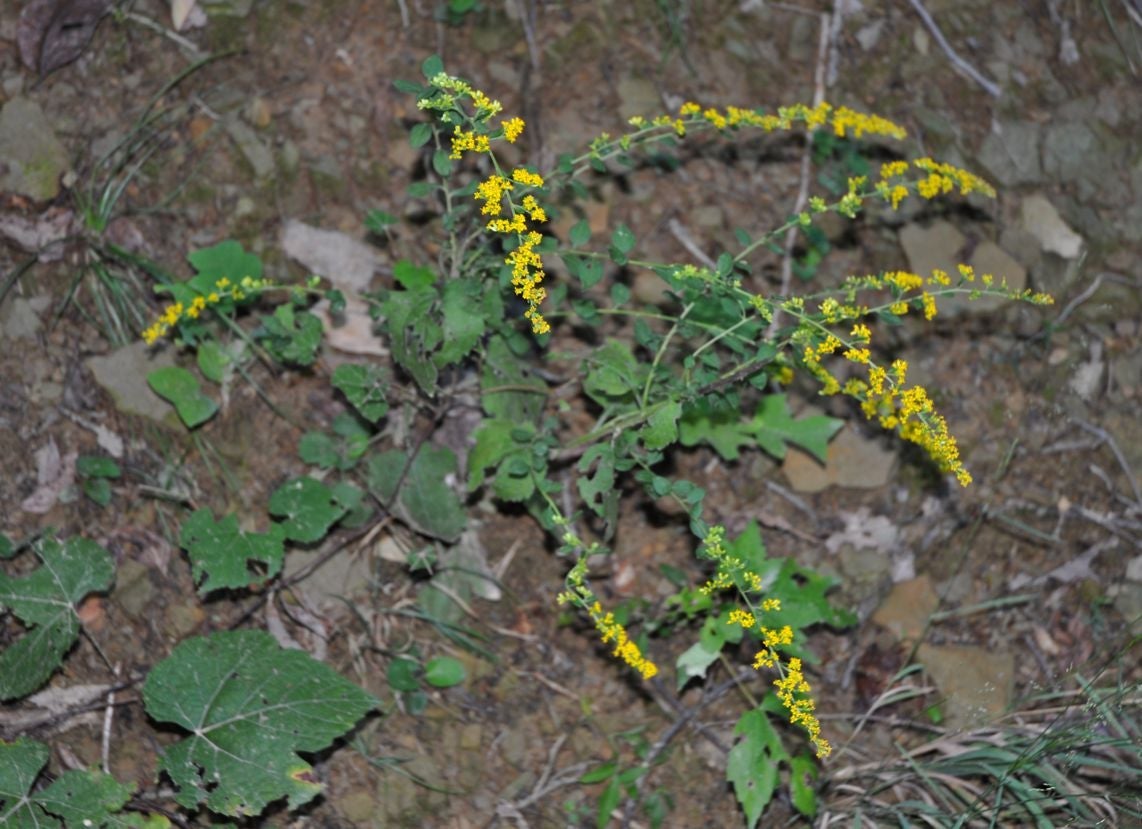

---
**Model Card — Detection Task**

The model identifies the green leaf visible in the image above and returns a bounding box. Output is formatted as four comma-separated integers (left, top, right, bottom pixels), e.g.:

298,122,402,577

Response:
257,305,323,366
331,363,389,423
481,335,544,422
577,444,615,518
788,753,819,817
435,279,485,366
583,339,640,405
147,366,218,428
597,777,622,829
76,455,121,479
298,432,338,469
424,656,466,688
367,448,466,542
186,240,263,301
745,394,842,463
675,640,722,690
0,738,135,829
365,208,399,231
179,509,287,594
398,446,467,542
727,709,786,828
678,399,752,460
142,630,377,816
421,54,444,80
387,658,421,692
83,478,113,506
579,760,617,784
383,285,440,395
639,400,681,450
492,468,535,502
569,219,591,247
467,419,517,491
0,536,115,700
408,122,433,149
268,477,348,543
432,148,452,177
196,339,230,383
611,223,636,254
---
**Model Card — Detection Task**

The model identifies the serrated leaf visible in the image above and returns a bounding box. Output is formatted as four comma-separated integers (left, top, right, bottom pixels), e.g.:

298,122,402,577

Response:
147,366,218,428
424,656,465,688
727,709,785,828
577,444,614,517
492,469,534,502
481,335,544,422
267,477,348,543
745,394,842,463
678,399,753,461
639,400,681,450
0,536,115,700
435,279,484,366
0,738,135,829
142,630,377,816
331,363,389,423
383,285,439,395
179,509,287,594
186,240,263,302
257,305,323,367
569,219,591,247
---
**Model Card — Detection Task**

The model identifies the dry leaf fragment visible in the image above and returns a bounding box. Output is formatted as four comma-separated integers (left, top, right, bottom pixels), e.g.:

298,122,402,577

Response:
18,0,113,77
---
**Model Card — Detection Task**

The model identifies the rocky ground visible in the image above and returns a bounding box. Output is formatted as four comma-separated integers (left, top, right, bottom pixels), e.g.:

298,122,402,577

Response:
1,0,1140,826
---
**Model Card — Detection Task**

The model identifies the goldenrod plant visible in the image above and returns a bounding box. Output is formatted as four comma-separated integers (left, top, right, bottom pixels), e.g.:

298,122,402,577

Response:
2,56,1061,827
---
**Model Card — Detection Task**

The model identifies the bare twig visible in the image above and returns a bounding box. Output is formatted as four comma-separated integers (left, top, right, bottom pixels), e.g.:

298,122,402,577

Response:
667,218,717,269
905,0,1002,97
1073,418,1142,505
1054,271,1103,325
769,8,830,337
101,662,121,774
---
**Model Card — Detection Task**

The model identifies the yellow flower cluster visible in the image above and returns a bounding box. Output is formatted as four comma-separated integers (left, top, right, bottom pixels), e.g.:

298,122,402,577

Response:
627,100,907,144
590,601,658,680
774,658,831,758
558,556,657,680
449,126,490,160
697,525,762,595
418,73,503,118
475,166,550,335
800,315,973,485
876,157,997,210
142,275,268,344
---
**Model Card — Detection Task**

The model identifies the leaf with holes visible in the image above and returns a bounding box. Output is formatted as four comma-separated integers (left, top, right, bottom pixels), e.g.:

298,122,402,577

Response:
178,509,287,594
142,630,377,817
0,535,114,701
0,737,137,829
331,363,389,423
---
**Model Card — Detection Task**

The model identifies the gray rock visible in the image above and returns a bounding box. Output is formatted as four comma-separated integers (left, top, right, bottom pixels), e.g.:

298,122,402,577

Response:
225,117,275,180
0,98,71,201
85,341,179,424
899,219,966,279
976,120,1042,186
616,75,660,121
1042,120,1099,183
0,296,44,340
1021,194,1083,259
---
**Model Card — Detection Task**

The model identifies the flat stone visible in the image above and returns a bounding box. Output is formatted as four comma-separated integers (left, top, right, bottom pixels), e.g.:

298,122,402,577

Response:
0,97,71,201
1042,120,1099,183
976,120,1042,186
899,219,966,278
0,297,44,340
782,423,896,493
872,576,939,643
280,220,382,293
85,341,179,424
1021,195,1083,259
917,643,1014,729
616,75,660,121
225,117,275,180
